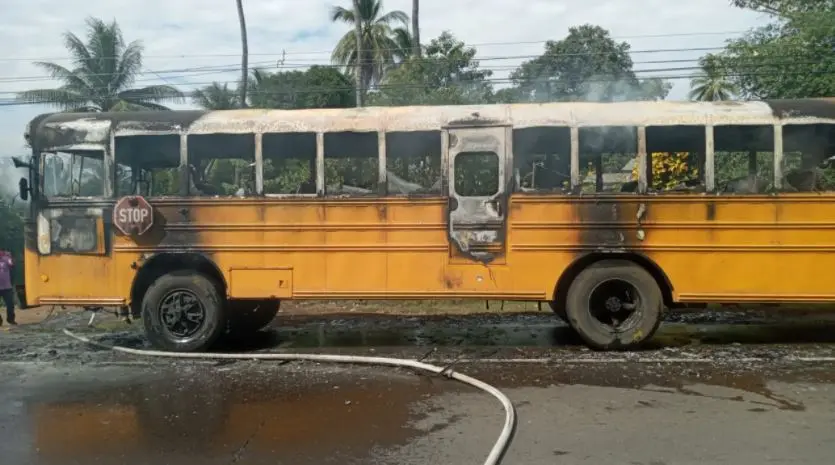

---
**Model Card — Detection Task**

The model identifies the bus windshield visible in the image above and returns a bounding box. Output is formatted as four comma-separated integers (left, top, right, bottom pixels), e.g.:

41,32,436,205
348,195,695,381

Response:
42,151,105,198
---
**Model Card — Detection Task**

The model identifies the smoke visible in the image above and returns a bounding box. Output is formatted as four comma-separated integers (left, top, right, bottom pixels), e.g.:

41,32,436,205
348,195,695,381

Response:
0,155,29,206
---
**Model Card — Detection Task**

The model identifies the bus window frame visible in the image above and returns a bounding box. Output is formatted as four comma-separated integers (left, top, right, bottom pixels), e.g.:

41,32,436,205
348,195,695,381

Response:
39,149,110,201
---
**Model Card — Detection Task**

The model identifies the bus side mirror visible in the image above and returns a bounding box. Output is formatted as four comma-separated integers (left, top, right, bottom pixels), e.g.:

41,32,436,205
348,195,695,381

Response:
18,178,29,201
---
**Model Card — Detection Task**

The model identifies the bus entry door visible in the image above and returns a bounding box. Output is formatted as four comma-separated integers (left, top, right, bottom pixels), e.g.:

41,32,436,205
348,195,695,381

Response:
445,125,510,264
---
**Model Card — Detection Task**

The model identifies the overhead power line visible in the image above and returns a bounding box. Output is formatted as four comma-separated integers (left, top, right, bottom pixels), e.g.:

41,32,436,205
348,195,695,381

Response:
0,40,821,85
1,68,833,107
0,56,829,95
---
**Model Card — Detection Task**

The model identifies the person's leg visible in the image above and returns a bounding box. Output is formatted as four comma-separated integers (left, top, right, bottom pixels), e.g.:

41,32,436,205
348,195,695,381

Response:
1,289,15,324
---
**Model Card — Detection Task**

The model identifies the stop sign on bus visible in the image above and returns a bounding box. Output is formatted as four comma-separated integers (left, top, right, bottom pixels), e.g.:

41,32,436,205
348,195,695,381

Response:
113,195,154,236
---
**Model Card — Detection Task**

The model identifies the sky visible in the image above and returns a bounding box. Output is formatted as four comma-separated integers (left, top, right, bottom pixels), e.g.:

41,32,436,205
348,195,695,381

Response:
0,0,769,157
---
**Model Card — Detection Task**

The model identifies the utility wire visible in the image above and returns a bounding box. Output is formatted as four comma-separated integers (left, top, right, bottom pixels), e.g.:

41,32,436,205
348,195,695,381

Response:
0,43,823,86
0,30,751,62
0,57,829,95
2,68,832,106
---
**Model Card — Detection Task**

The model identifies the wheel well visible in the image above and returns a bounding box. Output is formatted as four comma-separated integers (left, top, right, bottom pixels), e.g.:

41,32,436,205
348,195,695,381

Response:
129,253,226,317
552,253,673,310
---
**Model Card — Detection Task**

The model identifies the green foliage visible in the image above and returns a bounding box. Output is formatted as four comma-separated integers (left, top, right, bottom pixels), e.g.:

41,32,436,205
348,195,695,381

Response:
15,17,184,111
719,2,835,99
370,31,494,106
249,66,355,109
192,82,240,110
504,24,672,102
0,200,24,284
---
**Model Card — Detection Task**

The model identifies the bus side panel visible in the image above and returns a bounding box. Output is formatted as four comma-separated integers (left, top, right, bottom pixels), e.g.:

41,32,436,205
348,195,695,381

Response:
141,198,454,299
644,194,835,303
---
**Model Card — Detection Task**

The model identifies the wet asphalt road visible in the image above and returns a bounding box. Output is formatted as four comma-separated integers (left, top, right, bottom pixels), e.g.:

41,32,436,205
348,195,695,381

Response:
2,310,835,464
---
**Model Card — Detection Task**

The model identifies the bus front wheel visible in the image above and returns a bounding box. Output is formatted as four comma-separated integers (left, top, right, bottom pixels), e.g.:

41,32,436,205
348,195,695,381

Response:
141,271,227,352
565,260,662,350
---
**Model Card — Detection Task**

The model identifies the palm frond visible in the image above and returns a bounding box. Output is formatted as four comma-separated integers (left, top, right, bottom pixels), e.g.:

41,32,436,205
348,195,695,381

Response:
31,61,92,92
376,10,409,26
15,89,90,111
331,33,359,73
330,6,355,23
111,40,144,91
62,32,93,69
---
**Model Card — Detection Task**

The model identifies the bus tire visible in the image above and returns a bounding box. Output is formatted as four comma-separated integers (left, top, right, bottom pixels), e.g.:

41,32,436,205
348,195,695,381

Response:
141,271,226,352
227,300,280,334
565,260,662,351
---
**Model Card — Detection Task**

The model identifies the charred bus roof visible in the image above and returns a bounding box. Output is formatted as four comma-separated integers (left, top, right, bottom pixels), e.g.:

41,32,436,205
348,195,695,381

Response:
24,98,835,153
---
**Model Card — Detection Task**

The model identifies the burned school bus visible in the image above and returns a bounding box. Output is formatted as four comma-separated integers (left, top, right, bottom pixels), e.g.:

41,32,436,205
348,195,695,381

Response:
13,98,835,351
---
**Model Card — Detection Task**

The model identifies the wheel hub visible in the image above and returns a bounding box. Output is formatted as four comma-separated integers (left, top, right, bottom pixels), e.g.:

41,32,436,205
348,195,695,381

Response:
159,290,205,339
604,296,622,312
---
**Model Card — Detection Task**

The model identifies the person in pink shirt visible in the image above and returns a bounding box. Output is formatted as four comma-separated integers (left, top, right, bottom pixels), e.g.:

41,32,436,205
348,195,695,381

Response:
0,250,15,325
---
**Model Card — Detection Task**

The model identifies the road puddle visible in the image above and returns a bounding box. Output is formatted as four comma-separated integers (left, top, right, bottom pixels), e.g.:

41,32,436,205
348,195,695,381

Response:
7,365,454,465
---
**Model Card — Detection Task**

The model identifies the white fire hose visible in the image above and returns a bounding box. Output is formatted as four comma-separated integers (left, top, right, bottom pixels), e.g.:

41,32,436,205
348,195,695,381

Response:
63,328,517,465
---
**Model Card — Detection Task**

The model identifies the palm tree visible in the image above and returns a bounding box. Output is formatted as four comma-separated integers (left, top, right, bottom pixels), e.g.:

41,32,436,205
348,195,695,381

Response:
191,82,240,109
689,54,738,101
412,0,420,57
392,27,415,63
16,17,184,111
235,0,249,108
330,0,409,92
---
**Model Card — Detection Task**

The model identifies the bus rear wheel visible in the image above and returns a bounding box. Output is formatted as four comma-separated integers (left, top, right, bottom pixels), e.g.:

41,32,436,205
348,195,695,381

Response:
565,260,662,351
226,300,280,335
141,271,226,352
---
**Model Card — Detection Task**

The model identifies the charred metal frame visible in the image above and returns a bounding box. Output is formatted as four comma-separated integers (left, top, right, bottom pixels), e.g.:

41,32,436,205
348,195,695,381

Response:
23,100,835,203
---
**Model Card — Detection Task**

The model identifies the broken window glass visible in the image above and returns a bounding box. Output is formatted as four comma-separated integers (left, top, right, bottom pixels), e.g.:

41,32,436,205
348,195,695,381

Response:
781,124,835,192
645,126,705,193
513,127,571,193
324,132,379,195
263,133,317,195
714,125,774,194
578,127,637,193
454,152,499,197
188,134,256,197
385,131,442,195
114,135,182,197
42,151,105,198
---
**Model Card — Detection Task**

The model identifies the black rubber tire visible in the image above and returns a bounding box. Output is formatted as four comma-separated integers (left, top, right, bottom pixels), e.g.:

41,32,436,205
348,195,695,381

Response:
547,301,568,322
226,300,280,334
141,271,226,352
565,260,663,351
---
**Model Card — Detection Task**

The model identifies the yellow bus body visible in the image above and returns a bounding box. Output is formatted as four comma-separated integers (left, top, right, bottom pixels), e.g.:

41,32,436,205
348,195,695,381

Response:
18,98,835,350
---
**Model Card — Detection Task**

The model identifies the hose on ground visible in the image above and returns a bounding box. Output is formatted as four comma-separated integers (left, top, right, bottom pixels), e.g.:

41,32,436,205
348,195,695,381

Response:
63,328,516,465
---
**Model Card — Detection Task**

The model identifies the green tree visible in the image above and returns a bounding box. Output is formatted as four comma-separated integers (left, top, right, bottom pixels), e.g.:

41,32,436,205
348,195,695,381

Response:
689,54,738,101
330,0,409,92
15,17,184,111
0,200,24,285
191,82,240,109
249,66,355,109
504,24,671,103
719,1,835,99
370,31,494,106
